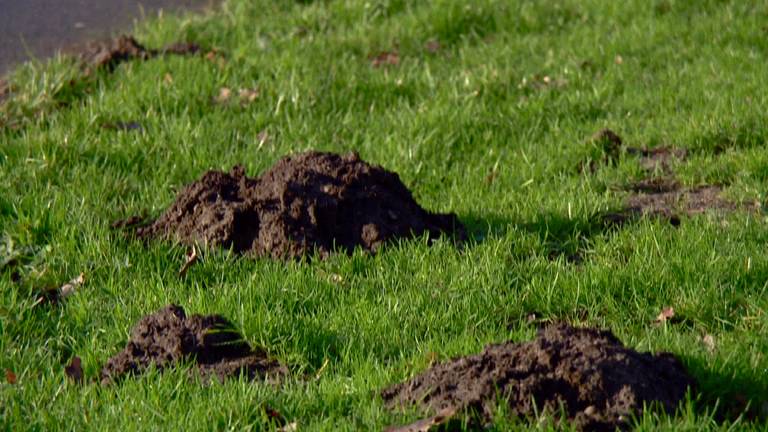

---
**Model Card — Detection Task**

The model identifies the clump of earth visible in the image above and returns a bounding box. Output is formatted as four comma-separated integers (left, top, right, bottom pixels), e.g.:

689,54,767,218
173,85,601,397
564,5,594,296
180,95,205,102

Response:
136,151,465,259
100,304,286,384
81,35,200,74
382,323,695,431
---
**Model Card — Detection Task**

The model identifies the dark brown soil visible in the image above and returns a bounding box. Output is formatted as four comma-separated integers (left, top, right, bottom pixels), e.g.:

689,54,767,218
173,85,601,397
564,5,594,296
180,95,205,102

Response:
136,151,465,259
382,324,695,431
81,35,200,73
100,304,286,384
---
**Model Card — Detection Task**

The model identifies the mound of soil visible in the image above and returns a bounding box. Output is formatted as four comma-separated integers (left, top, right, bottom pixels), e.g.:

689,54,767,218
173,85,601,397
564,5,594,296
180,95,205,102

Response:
136,151,465,259
100,304,286,384
382,324,695,431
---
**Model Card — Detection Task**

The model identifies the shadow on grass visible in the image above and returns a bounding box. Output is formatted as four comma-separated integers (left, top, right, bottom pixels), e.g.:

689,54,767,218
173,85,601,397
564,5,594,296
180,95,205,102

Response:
461,210,633,264
684,356,768,425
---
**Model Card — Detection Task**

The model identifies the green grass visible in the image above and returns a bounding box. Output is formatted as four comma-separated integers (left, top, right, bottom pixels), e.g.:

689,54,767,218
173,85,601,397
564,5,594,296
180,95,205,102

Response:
2,0,768,430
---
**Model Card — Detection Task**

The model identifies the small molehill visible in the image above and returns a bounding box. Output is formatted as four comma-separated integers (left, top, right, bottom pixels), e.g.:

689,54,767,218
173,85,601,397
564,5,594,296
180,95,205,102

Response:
136,151,465,259
100,305,286,384
382,324,695,431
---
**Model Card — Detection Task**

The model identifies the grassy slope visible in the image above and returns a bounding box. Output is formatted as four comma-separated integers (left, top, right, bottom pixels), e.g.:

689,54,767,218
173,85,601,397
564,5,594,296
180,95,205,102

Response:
2,0,767,430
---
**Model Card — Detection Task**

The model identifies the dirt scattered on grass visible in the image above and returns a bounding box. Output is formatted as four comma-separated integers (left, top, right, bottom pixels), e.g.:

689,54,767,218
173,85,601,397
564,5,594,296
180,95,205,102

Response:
382,323,695,431
424,40,442,54
581,129,687,174
110,214,148,230
371,51,400,67
627,146,687,173
64,356,84,384
100,304,286,384
603,178,756,226
81,35,201,74
101,120,143,131
0,79,11,105
135,151,465,259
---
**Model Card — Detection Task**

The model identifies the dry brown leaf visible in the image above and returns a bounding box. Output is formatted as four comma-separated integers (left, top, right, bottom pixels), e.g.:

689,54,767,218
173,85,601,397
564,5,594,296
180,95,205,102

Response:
59,273,85,300
65,356,84,383
702,334,716,352
257,130,270,148
215,87,232,104
385,407,459,432
371,51,400,67
654,306,675,324
425,40,441,54
277,422,297,432
239,87,260,104
5,369,16,384
178,245,198,278
615,55,624,65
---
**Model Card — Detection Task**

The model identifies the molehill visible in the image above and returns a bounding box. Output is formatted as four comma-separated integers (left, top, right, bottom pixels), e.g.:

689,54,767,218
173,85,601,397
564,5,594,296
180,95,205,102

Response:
382,323,695,431
136,151,465,259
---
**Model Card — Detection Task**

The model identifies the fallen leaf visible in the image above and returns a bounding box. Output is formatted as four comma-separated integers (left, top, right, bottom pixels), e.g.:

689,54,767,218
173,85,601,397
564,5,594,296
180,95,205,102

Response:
615,55,624,65
65,356,84,383
101,121,142,131
256,130,270,148
385,407,459,432
426,351,439,367
5,369,16,384
702,334,716,352
277,422,297,432
238,87,260,104
215,87,232,104
425,40,441,54
484,169,497,185
654,306,675,324
371,51,400,67
178,245,198,278
59,273,86,300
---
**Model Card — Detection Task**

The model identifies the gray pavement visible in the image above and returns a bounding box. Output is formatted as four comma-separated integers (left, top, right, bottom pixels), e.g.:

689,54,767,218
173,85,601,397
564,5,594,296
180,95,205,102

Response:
0,0,216,76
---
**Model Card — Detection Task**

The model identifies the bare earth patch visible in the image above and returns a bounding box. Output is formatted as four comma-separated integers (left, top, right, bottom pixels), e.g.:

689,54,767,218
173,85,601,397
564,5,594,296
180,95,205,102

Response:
382,324,695,431
603,178,757,226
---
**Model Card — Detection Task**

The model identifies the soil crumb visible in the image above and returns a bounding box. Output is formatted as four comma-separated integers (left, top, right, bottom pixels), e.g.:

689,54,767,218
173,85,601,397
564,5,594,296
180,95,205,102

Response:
100,304,286,384
382,324,695,431
136,151,465,259
81,35,200,73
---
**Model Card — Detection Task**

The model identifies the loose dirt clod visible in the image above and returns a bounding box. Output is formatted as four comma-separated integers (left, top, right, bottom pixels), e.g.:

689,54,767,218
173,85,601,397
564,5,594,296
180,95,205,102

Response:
382,324,695,431
136,151,465,259
81,35,200,74
100,304,286,384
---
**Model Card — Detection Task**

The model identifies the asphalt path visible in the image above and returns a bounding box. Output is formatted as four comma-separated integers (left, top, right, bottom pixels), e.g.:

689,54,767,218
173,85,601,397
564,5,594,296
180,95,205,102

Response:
0,0,215,75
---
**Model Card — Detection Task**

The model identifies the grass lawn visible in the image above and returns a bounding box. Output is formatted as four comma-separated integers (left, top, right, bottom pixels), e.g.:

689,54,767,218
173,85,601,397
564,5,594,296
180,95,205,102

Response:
2,0,768,430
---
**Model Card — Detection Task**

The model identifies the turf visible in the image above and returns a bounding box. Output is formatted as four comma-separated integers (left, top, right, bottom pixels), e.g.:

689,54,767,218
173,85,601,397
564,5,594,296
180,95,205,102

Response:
1,0,767,430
